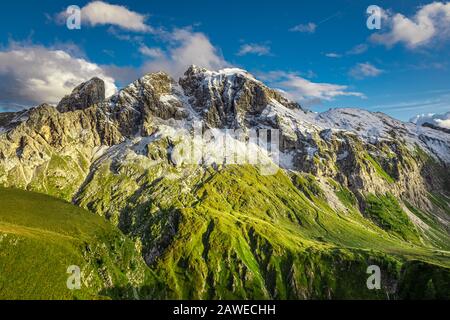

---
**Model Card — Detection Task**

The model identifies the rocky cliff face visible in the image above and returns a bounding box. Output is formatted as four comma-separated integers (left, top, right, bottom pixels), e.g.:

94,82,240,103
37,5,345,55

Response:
179,66,302,128
57,77,106,113
0,66,449,299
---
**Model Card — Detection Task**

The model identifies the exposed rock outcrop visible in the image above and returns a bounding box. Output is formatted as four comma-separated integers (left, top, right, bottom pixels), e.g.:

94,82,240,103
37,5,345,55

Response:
57,77,106,112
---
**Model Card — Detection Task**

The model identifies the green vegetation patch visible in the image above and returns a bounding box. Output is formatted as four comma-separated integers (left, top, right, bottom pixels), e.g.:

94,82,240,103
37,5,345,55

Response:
364,154,395,184
328,179,358,208
398,260,450,299
364,193,420,243
0,187,156,300
428,192,450,214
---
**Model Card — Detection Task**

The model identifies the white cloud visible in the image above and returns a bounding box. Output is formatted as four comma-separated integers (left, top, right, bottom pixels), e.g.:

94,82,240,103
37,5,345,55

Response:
438,118,450,129
325,43,368,59
0,44,117,106
325,52,342,58
347,44,368,55
139,45,164,58
59,1,152,32
141,29,229,78
290,22,317,33
95,28,230,84
260,71,365,105
411,111,450,129
237,43,271,56
371,2,450,48
349,62,384,79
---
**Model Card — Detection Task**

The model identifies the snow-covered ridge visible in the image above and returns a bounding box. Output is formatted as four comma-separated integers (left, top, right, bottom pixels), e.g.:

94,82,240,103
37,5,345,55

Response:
254,97,450,164
184,65,259,82
310,108,450,163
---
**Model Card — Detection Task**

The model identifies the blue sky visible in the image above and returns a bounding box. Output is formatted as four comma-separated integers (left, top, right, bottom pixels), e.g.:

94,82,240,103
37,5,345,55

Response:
0,0,449,121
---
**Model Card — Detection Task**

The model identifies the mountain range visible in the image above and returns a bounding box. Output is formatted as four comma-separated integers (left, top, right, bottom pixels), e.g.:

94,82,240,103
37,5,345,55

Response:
0,66,449,299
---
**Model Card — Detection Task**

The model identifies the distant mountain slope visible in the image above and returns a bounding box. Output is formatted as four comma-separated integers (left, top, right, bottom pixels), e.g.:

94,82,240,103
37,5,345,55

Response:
0,66,449,299
0,187,156,300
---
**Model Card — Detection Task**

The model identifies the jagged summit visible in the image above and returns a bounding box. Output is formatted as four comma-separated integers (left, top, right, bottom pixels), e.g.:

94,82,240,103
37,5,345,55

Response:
51,66,301,128
183,64,257,79
2,66,450,165
57,77,106,113
179,65,303,128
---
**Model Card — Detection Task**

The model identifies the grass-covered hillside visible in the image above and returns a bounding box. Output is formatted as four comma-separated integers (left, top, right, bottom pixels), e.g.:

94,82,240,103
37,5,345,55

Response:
77,161,450,299
0,187,155,300
2,166,449,300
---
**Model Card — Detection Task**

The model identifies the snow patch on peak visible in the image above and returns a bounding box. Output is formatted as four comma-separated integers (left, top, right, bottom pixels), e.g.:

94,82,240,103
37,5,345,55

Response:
217,67,257,79
184,65,259,83
313,108,450,164
315,108,408,140
159,94,179,105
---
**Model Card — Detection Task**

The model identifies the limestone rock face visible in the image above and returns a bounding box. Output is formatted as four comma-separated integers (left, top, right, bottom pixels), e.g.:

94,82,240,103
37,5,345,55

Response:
108,72,188,136
57,77,106,112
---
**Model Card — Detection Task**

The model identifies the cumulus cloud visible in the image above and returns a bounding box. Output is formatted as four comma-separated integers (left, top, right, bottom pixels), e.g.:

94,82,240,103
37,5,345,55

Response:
411,111,450,129
237,43,271,56
0,44,117,107
349,62,384,79
140,29,229,78
289,22,317,33
59,1,152,32
260,71,365,105
83,28,229,85
371,2,450,48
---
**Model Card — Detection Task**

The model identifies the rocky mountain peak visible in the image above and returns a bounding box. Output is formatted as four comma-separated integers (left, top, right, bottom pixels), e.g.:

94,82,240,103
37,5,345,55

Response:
183,64,208,76
57,77,106,113
179,66,302,128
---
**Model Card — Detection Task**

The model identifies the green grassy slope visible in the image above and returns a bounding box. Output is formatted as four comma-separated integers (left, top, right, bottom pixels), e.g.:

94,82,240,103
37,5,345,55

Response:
2,163,449,300
0,187,156,300
90,164,450,299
